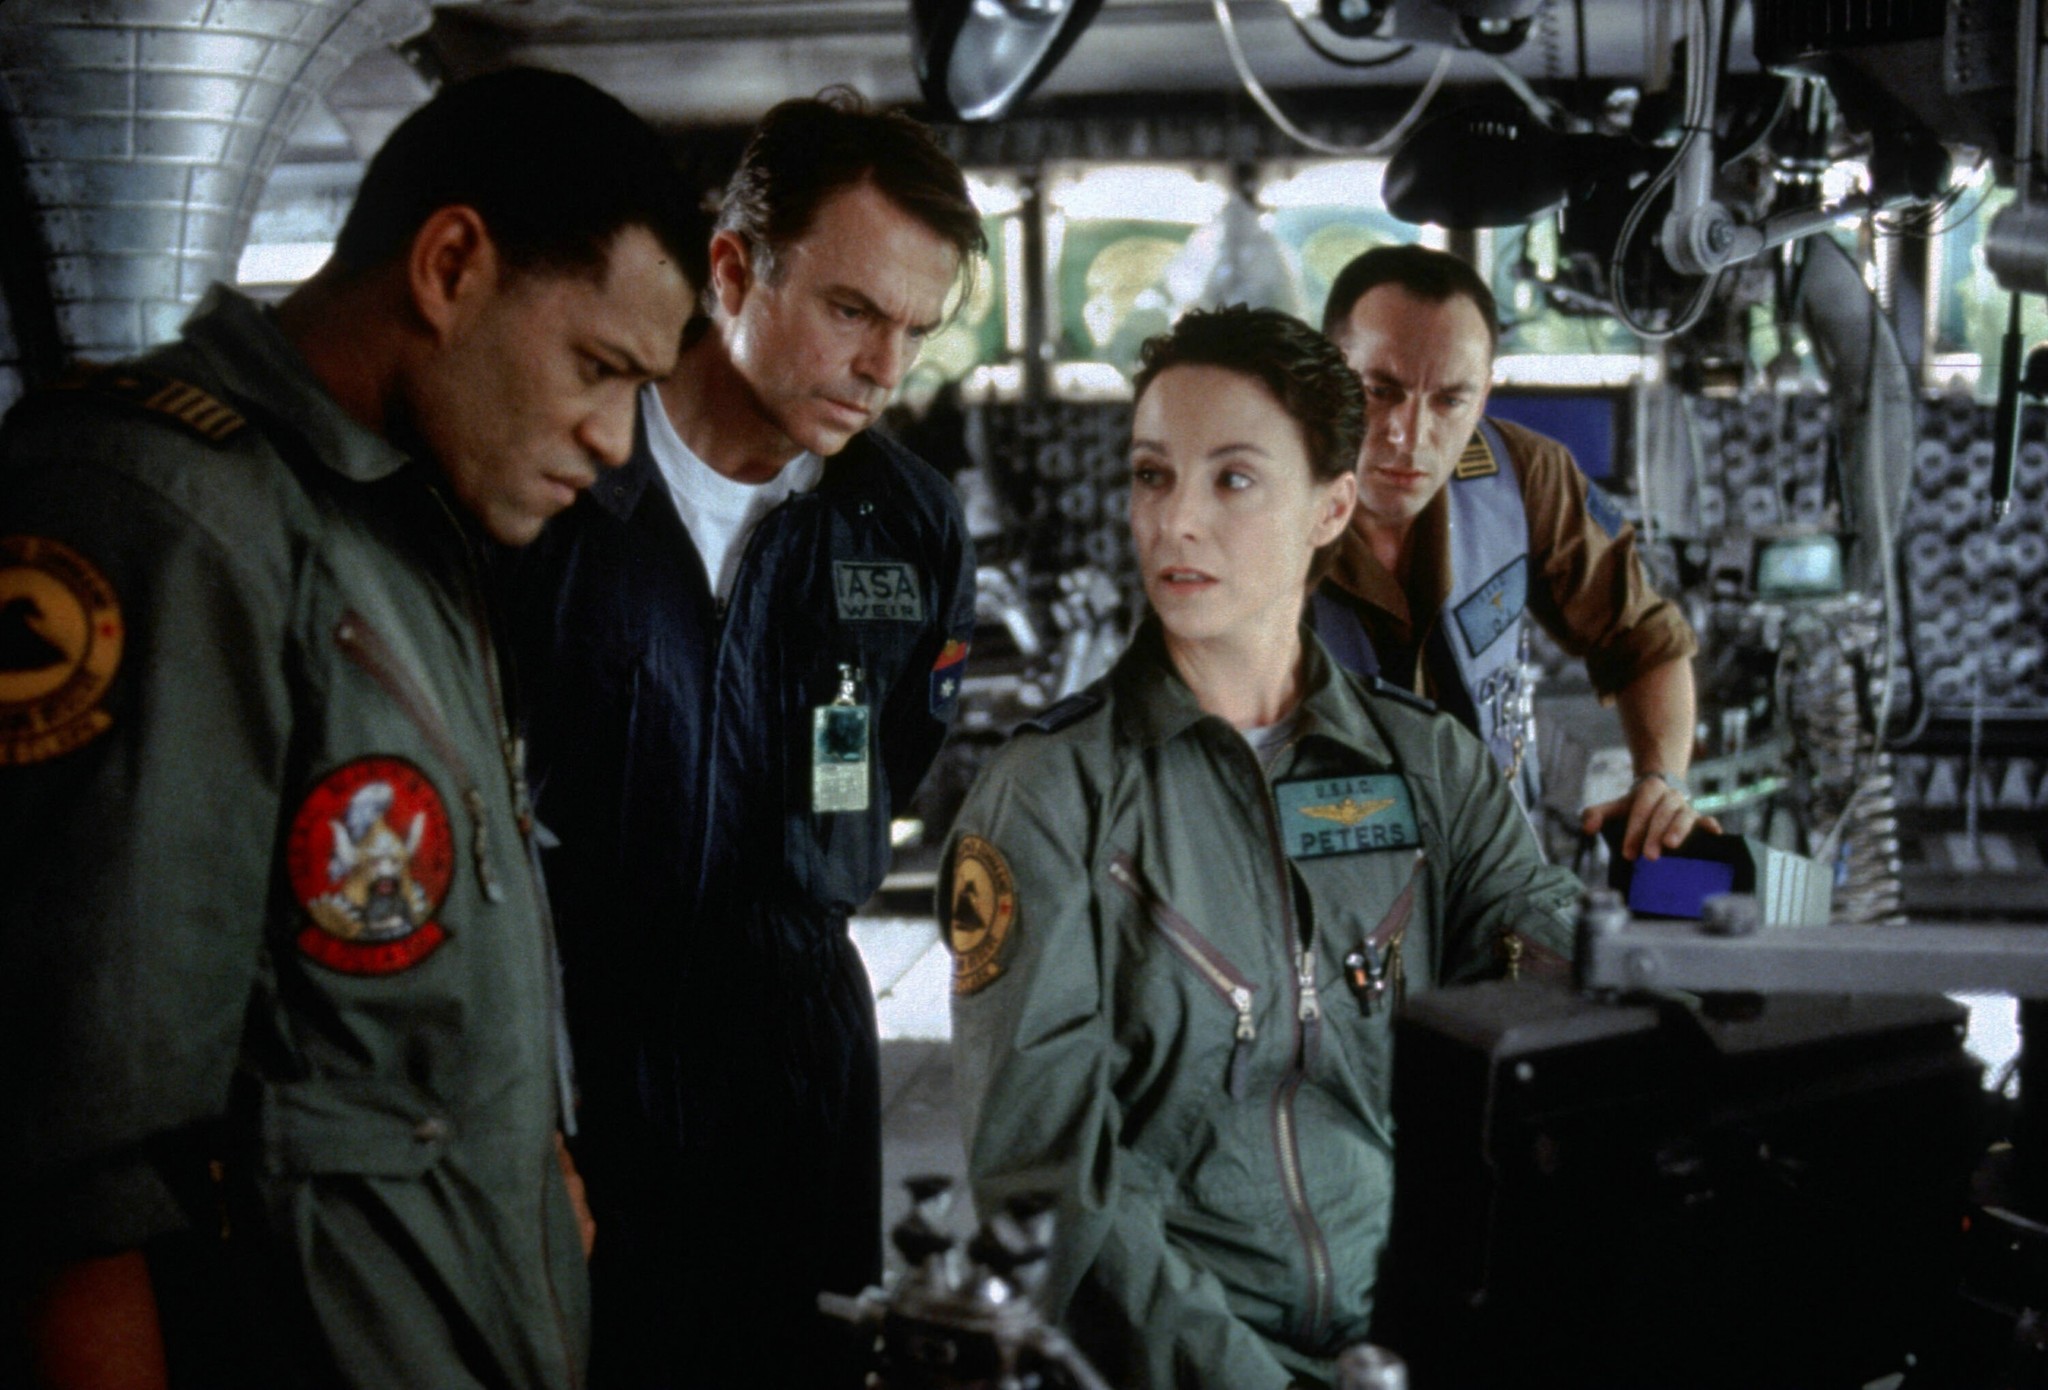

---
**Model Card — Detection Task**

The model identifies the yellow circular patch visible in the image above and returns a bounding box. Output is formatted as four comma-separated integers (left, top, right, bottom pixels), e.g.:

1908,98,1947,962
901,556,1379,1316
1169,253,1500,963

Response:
947,834,1015,996
0,535,123,765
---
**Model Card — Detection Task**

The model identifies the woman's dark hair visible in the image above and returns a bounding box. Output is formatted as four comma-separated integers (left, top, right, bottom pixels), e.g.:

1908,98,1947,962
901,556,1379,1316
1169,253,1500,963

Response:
716,87,985,292
1133,304,1364,582
334,67,708,290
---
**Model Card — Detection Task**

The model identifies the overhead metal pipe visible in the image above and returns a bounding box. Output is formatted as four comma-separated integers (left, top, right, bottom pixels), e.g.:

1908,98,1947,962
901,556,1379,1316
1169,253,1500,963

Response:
0,0,429,410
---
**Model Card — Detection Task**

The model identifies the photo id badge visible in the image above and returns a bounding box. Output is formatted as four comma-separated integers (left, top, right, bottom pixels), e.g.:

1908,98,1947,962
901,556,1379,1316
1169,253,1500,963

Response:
813,664,871,814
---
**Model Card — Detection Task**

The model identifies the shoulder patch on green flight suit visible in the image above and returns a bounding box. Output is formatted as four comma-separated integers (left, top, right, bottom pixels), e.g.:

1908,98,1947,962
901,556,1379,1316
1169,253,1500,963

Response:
1274,774,1419,859
45,363,248,443
286,756,456,975
947,834,1016,995
0,534,124,765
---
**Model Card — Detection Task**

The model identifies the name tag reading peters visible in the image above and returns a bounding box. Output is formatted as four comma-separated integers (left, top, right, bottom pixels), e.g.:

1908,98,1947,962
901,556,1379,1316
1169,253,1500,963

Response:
1275,775,1419,859
834,561,923,621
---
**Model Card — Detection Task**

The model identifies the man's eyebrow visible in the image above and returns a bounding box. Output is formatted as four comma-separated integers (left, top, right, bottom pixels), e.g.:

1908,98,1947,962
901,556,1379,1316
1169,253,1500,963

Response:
589,339,661,379
826,284,946,335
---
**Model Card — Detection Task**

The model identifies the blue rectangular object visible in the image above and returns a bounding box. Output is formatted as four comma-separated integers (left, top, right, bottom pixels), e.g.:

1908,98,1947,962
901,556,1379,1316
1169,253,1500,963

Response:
1486,392,1619,480
1627,855,1737,919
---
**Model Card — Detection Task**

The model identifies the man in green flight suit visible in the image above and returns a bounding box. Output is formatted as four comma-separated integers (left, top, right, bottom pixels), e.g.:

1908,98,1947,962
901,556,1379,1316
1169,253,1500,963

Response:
0,70,699,1389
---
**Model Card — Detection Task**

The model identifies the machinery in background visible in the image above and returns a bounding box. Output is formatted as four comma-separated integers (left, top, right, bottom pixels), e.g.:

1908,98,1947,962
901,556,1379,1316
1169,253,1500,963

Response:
1381,968,1985,1389
820,1176,1111,1390
827,1176,1413,1390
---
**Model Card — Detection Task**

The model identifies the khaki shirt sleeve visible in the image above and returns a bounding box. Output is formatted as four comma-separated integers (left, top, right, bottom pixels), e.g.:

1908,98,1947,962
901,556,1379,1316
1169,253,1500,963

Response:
946,760,1296,1390
1506,420,1697,698
0,438,290,1259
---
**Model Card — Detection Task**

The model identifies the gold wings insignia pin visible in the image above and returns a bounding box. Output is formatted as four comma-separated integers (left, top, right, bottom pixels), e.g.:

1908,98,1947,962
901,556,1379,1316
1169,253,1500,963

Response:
1300,796,1395,827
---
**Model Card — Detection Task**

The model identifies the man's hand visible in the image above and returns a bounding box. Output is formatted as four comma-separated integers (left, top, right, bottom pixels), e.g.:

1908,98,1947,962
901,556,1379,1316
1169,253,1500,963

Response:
1582,772,1721,861
556,1132,596,1260
28,1250,167,1390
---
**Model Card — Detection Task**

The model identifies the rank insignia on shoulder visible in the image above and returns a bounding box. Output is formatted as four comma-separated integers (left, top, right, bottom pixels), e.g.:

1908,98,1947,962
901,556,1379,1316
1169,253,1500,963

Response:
286,756,455,976
1275,775,1420,858
1452,431,1498,479
50,364,246,443
1017,689,1103,734
947,834,1016,995
1365,677,1435,714
930,637,969,715
0,534,124,766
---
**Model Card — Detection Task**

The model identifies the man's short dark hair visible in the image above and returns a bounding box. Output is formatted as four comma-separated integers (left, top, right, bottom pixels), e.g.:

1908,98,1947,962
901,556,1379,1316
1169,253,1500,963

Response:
715,88,985,288
333,67,708,289
1321,244,1500,357
1133,304,1364,582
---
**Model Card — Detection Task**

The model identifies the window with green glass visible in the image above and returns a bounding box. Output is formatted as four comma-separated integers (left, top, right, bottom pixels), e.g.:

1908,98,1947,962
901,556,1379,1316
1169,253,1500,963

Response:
904,173,1026,401
1931,176,2048,395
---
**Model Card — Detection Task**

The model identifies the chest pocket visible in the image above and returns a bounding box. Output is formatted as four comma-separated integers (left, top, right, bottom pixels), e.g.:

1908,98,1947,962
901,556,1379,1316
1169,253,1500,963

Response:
779,544,932,910
1107,855,1261,1102
1333,849,1426,1018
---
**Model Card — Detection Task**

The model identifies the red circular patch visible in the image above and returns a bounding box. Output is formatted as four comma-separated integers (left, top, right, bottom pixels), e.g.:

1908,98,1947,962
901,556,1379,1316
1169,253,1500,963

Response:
285,755,455,975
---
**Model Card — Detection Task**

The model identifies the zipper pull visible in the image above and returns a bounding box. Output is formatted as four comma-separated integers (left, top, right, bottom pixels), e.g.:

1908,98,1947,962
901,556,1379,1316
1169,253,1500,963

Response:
505,734,536,840
1231,985,1256,1042
1227,985,1255,1101
463,786,506,903
1297,950,1322,1023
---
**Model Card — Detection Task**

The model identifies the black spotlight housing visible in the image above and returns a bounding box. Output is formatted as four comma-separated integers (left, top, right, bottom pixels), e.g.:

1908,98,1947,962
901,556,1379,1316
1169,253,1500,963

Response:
1384,105,1571,228
913,0,1106,123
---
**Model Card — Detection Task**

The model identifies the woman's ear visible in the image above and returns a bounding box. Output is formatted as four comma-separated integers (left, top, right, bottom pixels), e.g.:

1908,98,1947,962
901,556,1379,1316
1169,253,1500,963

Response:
1311,470,1358,548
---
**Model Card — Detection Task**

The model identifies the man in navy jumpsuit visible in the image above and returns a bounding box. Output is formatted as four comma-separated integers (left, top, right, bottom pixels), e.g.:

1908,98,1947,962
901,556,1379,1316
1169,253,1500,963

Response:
510,92,983,1388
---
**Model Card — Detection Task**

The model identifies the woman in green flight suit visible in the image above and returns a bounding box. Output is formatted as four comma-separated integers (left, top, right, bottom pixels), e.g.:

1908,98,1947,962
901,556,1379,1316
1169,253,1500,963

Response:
944,305,1581,1389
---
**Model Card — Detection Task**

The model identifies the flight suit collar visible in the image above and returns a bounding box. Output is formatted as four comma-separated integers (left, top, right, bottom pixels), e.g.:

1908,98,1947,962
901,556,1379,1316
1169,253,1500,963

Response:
1112,614,1397,768
180,284,411,484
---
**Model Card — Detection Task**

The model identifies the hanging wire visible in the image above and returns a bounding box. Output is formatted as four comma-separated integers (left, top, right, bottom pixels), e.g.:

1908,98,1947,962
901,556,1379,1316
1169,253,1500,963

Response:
1277,2,1416,70
1608,0,1723,340
1473,49,1560,128
1213,0,1452,158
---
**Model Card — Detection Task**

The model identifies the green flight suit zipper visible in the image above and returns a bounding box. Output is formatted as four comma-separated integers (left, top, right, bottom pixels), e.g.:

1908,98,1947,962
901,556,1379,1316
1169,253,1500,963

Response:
1345,850,1426,1015
1107,854,1259,1098
1227,736,1338,1349
332,612,503,903
423,486,585,1390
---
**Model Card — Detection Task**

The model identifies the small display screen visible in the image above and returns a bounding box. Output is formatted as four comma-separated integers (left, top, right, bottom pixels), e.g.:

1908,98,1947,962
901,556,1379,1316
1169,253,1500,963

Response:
1627,855,1738,919
1754,534,1845,599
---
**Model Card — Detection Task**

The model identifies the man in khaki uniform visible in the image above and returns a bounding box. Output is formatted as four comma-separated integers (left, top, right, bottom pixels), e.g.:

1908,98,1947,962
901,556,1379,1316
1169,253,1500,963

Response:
0,70,698,1390
1313,245,1714,860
